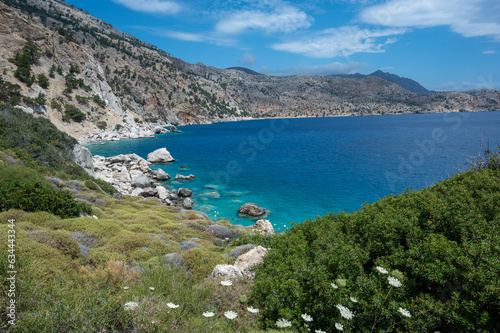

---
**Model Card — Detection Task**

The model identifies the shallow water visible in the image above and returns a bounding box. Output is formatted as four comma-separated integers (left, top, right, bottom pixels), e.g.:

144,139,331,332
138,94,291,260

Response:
87,111,500,232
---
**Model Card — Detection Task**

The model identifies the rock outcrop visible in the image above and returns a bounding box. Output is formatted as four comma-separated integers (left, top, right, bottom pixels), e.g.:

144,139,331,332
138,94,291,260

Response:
175,174,196,180
238,203,268,217
234,246,269,280
248,219,274,235
211,264,243,279
147,148,175,163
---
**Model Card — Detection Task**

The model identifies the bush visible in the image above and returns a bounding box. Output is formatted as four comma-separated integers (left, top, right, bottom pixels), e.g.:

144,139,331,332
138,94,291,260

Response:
252,168,500,332
63,104,86,122
93,94,106,107
0,164,92,218
96,121,107,130
0,76,21,105
37,73,49,88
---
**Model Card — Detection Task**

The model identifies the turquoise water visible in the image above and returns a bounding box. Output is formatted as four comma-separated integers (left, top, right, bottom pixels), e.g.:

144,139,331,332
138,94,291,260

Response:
87,111,500,232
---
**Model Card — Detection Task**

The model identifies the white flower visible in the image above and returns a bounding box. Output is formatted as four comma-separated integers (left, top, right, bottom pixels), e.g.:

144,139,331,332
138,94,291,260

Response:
388,276,402,288
224,311,238,320
247,307,259,313
123,286,129,290
301,313,313,322
398,307,412,318
202,311,215,317
124,301,138,311
276,318,292,328
149,287,155,291
335,322,344,331
331,282,339,289
220,280,233,286
376,266,388,274
335,304,354,320
316,330,327,333
167,302,179,309
350,296,358,303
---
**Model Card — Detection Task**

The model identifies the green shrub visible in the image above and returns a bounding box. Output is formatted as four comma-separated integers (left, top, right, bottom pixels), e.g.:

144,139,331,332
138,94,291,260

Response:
93,94,106,107
96,121,107,130
252,169,500,332
0,164,92,218
37,73,49,88
63,104,86,122
0,76,21,105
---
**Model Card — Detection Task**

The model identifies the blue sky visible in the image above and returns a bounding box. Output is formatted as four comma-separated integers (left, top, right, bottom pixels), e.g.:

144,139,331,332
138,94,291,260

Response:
65,0,500,91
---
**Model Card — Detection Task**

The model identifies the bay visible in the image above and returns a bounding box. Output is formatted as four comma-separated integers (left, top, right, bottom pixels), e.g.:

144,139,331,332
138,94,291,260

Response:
87,111,500,232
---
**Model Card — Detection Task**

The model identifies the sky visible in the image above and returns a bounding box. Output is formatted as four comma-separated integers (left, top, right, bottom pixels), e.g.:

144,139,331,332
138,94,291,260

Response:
64,0,500,91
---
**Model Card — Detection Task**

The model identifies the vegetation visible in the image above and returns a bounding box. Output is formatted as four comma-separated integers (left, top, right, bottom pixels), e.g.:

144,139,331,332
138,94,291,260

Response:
0,164,92,218
0,76,21,105
96,121,107,130
63,104,86,122
9,40,40,86
252,150,500,332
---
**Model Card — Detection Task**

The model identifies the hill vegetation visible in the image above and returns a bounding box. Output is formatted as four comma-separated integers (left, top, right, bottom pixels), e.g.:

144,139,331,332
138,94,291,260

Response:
252,152,500,332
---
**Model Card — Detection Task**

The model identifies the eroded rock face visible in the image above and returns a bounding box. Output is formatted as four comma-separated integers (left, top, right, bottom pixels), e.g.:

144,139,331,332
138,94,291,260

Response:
211,264,243,279
72,144,95,176
206,225,239,240
183,197,194,209
154,168,171,181
248,219,274,235
147,148,175,163
178,188,192,197
238,203,267,217
234,246,269,280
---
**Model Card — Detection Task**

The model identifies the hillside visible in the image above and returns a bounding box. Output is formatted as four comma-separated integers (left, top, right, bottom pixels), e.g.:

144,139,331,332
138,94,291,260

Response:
369,70,431,94
0,0,499,142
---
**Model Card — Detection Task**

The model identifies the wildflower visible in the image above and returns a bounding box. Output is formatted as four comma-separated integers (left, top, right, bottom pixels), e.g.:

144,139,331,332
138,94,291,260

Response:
398,307,412,318
388,276,402,288
224,311,238,320
123,286,129,290
167,302,179,309
331,282,339,289
124,302,138,311
316,330,326,333
149,287,155,291
202,311,215,317
247,307,259,313
276,318,292,328
336,304,354,320
335,322,344,331
376,266,388,274
220,280,233,286
301,313,313,322
350,296,358,303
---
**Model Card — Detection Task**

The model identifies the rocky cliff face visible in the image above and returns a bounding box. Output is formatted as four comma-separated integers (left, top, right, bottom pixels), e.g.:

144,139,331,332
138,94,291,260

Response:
1,0,499,143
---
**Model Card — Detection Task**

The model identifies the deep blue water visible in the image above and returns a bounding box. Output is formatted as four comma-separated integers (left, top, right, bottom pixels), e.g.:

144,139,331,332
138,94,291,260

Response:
87,111,500,232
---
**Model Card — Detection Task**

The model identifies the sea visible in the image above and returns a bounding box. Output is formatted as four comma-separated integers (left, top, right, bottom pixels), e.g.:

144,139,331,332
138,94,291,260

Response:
86,111,500,232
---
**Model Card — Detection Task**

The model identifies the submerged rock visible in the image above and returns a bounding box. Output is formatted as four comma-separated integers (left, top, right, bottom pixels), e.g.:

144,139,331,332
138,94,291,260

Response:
238,203,268,217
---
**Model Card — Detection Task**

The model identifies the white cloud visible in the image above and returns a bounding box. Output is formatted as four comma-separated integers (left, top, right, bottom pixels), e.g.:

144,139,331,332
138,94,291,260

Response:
260,61,367,76
271,26,407,58
112,0,181,14
483,50,497,54
241,52,257,66
434,76,500,91
359,0,500,41
131,26,236,46
215,2,312,34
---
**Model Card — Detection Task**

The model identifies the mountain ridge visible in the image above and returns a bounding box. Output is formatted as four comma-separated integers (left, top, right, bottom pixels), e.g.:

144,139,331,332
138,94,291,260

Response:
0,0,499,142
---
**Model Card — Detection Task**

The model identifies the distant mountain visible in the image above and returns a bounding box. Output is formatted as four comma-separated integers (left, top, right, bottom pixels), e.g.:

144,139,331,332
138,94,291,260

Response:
226,67,264,76
369,70,431,94
331,70,430,94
